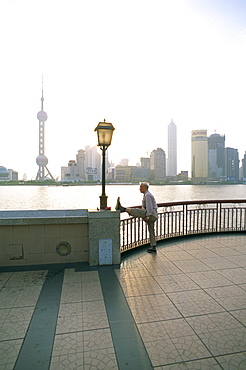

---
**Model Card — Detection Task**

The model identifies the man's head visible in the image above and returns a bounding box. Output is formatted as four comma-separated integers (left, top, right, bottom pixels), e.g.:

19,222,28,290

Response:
139,182,149,193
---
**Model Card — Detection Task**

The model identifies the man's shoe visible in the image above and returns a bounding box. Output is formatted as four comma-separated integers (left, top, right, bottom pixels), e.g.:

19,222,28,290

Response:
147,247,157,253
115,197,126,212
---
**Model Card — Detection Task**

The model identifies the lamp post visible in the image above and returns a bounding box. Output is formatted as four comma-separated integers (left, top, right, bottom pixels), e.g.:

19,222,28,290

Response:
94,119,115,209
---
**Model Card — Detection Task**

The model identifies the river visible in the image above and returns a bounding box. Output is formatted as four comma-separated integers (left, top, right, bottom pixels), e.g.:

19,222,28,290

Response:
0,184,245,211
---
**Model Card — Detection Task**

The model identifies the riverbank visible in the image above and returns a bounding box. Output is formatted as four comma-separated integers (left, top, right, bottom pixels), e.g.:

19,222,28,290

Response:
0,180,245,186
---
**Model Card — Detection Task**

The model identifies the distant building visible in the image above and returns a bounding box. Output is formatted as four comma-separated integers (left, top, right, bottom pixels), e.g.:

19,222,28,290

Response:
242,152,246,180
85,145,101,181
225,147,239,181
177,171,189,181
150,148,166,182
208,133,225,180
191,130,208,181
0,166,18,181
115,165,150,183
61,160,78,182
115,165,134,182
132,167,150,182
167,119,177,177
76,149,86,181
119,159,129,166
140,157,150,169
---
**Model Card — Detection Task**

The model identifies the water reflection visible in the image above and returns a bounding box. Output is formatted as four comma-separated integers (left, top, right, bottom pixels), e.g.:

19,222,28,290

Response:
0,184,245,210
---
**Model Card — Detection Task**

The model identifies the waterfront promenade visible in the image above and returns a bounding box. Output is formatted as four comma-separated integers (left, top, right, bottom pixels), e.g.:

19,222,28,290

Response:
0,233,246,369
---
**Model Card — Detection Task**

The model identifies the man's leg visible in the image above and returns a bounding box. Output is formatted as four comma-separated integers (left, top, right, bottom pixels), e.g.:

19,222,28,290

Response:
127,208,146,218
146,216,157,253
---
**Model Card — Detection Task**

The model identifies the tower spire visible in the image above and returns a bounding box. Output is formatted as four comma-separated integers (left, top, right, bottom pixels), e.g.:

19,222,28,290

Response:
41,74,44,111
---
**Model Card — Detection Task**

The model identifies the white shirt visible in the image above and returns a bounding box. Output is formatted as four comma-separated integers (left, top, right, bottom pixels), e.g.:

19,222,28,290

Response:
142,190,158,218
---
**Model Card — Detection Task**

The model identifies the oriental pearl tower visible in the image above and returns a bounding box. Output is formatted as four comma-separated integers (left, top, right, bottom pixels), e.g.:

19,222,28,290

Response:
36,79,54,181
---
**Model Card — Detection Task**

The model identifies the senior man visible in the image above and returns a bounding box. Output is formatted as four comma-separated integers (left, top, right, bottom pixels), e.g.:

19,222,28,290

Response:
116,182,158,253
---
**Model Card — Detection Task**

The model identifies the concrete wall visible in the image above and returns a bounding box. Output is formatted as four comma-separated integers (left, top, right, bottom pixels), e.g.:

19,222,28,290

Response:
0,210,121,267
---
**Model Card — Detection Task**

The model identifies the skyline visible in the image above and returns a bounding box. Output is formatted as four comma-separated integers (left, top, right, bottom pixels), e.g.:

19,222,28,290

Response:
1,0,246,180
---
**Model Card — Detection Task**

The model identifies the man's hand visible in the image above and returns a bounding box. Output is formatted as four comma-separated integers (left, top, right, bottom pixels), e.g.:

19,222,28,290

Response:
143,216,150,222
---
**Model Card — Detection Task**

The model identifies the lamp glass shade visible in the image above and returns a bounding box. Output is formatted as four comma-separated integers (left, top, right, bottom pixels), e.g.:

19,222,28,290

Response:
95,122,115,147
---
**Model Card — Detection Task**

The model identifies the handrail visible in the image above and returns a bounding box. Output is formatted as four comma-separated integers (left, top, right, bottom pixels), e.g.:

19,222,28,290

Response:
120,199,246,252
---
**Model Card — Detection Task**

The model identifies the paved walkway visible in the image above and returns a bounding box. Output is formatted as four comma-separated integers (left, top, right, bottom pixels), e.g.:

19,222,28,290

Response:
0,233,246,369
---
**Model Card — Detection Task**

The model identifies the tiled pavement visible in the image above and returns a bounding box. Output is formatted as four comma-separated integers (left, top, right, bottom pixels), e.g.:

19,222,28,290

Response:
0,233,246,369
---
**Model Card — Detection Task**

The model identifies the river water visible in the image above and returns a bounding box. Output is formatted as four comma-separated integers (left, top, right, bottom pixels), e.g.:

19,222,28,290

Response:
0,184,245,211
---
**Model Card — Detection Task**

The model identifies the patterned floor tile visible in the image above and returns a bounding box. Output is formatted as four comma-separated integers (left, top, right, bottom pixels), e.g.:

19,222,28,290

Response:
50,352,84,370
82,300,109,330
173,334,212,362
199,328,246,356
226,255,246,267
0,339,23,368
171,260,210,273
63,269,83,284
144,339,183,366
60,284,82,303
187,270,232,288
83,328,114,351
154,357,221,369
83,348,118,370
138,321,169,342
231,309,246,326
56,303,83,334
187,312,245,335
3,271,47,287
0,273,12,288
215,351,246,369
127,293,182,322
52,332,83,356
218,268,246,284
201,257,237,269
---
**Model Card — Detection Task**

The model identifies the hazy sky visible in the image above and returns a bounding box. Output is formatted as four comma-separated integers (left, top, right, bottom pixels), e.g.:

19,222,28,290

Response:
1,0,246,180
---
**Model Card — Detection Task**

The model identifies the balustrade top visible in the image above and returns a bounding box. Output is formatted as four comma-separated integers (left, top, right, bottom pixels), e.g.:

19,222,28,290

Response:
130,199,246,209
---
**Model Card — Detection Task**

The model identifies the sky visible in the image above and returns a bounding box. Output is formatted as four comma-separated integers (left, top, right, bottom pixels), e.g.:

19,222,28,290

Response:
1,0,246,180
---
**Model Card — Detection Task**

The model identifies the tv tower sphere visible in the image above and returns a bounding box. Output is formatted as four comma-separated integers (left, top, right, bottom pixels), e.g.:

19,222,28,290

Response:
36,155,48,167
37,111,48,121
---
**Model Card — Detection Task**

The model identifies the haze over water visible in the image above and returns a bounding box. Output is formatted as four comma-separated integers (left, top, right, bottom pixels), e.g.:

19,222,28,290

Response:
1,184,245,211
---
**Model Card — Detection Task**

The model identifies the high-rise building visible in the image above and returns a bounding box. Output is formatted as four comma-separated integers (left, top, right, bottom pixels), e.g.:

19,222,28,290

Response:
76,149,86,181
208,133,225,180
225,147,239,181
191,130,208,181
85,145,101,181
150,148,166,182
140,157,150,169
61,160,78,182
167,119,177,177
242,152,246,180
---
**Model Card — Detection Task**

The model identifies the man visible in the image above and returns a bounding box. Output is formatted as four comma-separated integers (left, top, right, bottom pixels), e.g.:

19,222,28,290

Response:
116,182,158,253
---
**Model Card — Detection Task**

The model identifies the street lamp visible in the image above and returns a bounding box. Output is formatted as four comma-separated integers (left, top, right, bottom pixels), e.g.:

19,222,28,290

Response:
94,119,115,209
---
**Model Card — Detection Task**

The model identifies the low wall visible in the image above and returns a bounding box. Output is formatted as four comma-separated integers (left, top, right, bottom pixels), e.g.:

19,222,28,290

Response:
0,210,121,267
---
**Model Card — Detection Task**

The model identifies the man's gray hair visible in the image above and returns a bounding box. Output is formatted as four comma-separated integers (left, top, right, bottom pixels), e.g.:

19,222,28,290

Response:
140,182,149,189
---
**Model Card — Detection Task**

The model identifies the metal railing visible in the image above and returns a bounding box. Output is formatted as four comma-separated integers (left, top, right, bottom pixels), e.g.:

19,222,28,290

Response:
120,199,246,252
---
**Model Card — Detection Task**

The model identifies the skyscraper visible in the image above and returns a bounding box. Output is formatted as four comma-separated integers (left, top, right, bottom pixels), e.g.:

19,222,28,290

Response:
191,130,208,181
225,147,239,181
76,149,86,181
85,146,101,181
208,133,225,180
150,148,166,182
167,119,177,177
242,152,246,180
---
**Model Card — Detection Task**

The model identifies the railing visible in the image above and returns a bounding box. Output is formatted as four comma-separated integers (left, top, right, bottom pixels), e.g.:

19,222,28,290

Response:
120,199,246,252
